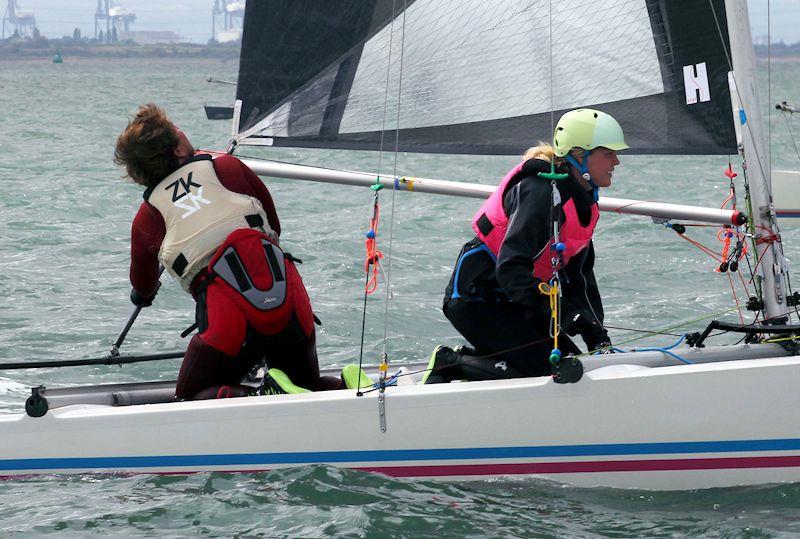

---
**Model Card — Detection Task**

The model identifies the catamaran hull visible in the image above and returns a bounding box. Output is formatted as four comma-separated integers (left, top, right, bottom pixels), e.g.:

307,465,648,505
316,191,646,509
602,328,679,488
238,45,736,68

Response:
1,356,799,490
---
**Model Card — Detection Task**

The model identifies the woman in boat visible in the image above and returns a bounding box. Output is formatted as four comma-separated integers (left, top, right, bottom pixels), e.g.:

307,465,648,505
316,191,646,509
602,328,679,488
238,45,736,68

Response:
426,108,628,384
114,104,342,399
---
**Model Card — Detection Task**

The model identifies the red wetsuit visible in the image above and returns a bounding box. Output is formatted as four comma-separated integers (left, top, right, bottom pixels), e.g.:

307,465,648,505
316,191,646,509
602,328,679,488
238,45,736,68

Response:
130,154,338,399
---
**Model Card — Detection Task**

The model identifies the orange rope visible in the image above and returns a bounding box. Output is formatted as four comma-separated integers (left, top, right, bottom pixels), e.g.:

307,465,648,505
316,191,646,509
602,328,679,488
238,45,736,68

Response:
747,225,782,282
749,244,771,285
737,270,752,297
720,191,734,209
755,226,780,246
364,203,384,294
727,271,745,324
714,228,749,272
675,233,723,262
719,230,732,264
667,165,755,321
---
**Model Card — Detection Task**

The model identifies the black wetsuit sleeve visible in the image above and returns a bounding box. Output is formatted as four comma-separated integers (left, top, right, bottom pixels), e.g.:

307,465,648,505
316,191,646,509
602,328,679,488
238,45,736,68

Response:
495,176,554,312
563,241,605,324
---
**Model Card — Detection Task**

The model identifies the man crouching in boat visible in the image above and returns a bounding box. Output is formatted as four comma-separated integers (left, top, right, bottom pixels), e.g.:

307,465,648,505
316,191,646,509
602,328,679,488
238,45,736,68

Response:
426,109,628,384
114,104,342,399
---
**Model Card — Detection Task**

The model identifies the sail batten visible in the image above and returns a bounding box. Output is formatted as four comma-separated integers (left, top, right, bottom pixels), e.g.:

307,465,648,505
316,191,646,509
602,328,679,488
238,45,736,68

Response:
236,0,736,156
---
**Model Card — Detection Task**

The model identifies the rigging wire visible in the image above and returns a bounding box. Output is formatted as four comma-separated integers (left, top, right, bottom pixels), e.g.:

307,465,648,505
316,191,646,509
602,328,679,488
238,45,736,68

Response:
781,112,800,161
355,0,400,391
707,0,796,322
708,0,772,197
354,0,409,400
648,160,764,327
666,221,752,323
381,0,408,357
768,0,772,174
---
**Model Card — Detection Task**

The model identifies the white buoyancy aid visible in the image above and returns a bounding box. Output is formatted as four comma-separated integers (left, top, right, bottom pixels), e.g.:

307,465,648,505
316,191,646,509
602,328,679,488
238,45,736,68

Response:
145,155,272,291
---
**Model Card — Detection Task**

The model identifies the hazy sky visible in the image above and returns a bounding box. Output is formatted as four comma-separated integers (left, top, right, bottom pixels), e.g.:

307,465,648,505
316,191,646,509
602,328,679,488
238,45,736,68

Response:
4,0,800,45
4,1,218,43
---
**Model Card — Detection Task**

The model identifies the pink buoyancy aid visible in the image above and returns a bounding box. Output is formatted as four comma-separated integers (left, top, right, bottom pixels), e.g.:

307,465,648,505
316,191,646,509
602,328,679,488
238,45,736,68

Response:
472,161,599,282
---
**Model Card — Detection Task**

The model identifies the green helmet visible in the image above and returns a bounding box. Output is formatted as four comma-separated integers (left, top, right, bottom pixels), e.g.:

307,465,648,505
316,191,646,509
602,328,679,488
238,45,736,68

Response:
552,109,629,157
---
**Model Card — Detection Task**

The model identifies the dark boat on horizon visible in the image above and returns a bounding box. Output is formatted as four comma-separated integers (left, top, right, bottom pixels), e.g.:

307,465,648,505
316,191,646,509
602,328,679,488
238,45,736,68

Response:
204,105,234,120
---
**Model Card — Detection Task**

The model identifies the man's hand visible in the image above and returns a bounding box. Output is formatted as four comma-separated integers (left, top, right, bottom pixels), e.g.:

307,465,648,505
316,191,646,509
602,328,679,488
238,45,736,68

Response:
565,311,611,352
592,340,614,354
130,282,160,307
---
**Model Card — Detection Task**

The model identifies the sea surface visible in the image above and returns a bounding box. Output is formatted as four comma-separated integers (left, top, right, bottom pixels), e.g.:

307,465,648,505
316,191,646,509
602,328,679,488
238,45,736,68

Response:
1,56,800,537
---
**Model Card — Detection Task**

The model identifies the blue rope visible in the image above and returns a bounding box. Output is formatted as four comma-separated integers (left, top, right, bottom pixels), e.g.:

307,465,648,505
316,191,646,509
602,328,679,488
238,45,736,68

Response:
597,334,693,365
373,372,399,389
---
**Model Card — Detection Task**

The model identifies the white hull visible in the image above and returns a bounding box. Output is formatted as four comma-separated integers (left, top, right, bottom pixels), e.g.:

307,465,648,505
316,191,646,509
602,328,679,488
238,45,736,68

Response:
773,170,800,220
2,345,799,490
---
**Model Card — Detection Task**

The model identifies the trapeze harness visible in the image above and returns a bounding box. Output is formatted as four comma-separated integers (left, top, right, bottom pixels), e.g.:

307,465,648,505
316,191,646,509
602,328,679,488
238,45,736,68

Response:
207,227,292,312
452,160,599,299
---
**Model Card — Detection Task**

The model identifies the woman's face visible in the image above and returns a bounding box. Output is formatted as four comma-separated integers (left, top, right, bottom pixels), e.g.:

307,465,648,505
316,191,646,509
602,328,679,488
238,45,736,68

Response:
585,147,620,187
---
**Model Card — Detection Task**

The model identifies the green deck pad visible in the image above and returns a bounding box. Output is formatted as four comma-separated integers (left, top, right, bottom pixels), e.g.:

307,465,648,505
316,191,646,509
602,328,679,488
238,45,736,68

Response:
267,368,311,394
341,364,374,389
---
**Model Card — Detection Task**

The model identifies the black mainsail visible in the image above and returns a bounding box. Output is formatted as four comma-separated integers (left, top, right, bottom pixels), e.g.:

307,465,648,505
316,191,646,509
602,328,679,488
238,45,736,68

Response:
234,0,736,155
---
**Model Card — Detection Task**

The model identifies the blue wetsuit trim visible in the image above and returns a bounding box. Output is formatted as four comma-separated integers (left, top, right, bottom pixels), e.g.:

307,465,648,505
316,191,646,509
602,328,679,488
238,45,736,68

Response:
451,244,497,300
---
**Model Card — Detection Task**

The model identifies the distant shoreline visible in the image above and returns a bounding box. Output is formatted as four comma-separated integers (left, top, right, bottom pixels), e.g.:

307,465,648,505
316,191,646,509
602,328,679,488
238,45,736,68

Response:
757,55,800,62
1,39,797,62
0,41,240,61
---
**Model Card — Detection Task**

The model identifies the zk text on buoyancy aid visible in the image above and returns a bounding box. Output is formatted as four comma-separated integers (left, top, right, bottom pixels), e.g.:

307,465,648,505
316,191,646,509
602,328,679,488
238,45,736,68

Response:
145,154,272,291
472,160,599,281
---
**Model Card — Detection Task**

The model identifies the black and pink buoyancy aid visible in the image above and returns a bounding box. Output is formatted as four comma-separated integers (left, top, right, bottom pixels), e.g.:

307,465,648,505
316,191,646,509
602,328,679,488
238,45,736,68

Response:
472,161,599,282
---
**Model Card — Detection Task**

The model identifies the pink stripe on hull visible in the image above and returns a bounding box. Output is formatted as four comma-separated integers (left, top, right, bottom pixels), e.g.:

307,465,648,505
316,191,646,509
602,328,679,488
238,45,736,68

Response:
356,455,800,477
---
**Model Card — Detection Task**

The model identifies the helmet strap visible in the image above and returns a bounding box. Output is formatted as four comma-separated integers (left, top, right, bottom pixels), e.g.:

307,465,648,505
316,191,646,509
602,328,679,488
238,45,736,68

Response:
564,150,599,202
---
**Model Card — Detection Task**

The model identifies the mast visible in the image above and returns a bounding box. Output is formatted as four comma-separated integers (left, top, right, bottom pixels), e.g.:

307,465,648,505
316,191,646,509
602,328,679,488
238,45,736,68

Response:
725,0,790,322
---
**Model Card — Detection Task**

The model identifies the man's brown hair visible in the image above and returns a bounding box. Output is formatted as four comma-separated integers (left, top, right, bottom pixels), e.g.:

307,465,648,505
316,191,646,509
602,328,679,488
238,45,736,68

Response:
114,103,180,187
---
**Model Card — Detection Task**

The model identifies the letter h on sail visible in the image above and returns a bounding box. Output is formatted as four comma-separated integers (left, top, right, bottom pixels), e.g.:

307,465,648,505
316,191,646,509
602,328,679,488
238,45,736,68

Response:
683,62,711,104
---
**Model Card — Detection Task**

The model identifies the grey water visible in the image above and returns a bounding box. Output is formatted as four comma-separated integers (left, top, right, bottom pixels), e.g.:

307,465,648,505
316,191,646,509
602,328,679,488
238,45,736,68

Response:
1,56,800,537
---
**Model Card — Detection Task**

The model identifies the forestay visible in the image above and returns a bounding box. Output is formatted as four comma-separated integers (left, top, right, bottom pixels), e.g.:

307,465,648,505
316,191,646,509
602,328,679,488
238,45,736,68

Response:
235,0,736,156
